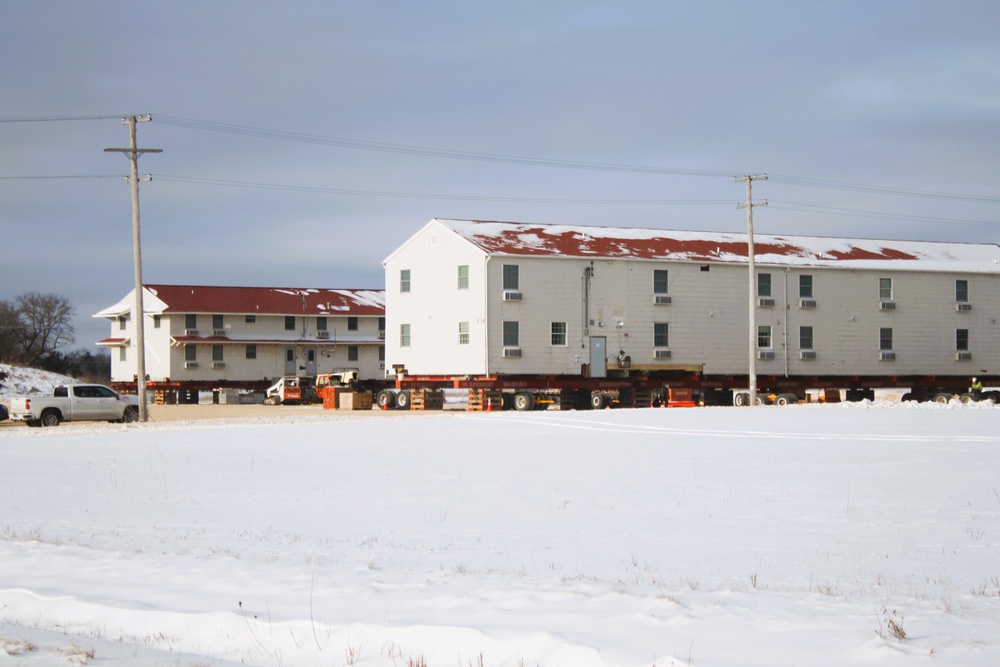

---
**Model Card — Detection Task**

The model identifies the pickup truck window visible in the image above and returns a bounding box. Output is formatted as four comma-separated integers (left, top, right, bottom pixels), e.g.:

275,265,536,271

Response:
73,386,96,398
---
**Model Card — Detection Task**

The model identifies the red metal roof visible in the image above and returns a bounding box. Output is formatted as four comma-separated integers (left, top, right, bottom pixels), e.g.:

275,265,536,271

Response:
434,219,1000,269
143,285,385,316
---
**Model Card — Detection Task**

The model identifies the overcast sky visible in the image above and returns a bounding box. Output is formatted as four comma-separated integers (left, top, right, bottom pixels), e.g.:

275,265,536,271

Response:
2,1,999,351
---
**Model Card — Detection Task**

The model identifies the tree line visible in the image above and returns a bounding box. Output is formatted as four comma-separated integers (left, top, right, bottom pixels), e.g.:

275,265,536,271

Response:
0,292,110,381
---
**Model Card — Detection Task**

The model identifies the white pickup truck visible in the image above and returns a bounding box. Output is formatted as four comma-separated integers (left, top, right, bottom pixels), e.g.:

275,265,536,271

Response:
9,384,140,427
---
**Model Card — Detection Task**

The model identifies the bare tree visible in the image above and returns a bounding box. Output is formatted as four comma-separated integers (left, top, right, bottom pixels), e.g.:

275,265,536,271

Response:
14,292,76,366
0,299,20,362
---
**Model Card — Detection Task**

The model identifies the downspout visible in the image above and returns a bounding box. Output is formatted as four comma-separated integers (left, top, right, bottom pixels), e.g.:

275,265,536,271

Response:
583,263,593,340
783,268,790,377
484,254,491,375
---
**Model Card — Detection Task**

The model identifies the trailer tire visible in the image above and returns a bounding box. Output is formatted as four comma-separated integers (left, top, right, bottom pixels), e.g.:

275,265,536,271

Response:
394,390,411,410
590,392,608,410
734,392,751,407
376,389,396,409
960,392,977,404
774,393,797,406
754,393,766,406
513,392,535,412
933,393,952,404
982,391,999,404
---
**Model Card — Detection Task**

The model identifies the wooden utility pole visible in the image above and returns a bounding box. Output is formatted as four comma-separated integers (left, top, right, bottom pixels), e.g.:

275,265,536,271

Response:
105,116,161,422
736,174,767,408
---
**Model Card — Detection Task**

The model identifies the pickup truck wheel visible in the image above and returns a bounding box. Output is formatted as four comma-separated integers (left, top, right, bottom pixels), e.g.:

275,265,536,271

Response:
40,410,61,427
123,406,139,422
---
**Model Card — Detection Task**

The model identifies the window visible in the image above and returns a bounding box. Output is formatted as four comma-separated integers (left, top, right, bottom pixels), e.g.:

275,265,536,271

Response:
400,323,411,347
502,321,519,347
400,269,411,293
212,314,224,330
757,273,772,298
653,270,669,294
185,314,197,330
956,279,969,303
957,329,969,352
348,316,358,331
245,315,256,324
317,316,328,331
185,344,197,361
758,325,772,349
879,278,893,301
153,315,161,329
245,344,257,360
379,346,385,362
799,275,813,299
348,345,359,362
458,265,469,290
879,327,893,351
503,264,519,291
119,347,127,362
378,317,385,331
800,326,814,350
654,322,669,348
285,316,295,331
458,322,470,345
212,344,224,362
118,316,127,331
551,322,567,346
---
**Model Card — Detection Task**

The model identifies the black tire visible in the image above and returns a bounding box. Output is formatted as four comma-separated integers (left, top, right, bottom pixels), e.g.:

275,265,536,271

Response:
501,393,515,411
933,393,952,404
513,392,535,412
590,392,608,410
40,410,61,427
26,420,41,428
734,392,750,407
376,389,396,409
122,406,139,423
983,391,999,404
394,390,411,410
774,393,797,406
960,393,977,404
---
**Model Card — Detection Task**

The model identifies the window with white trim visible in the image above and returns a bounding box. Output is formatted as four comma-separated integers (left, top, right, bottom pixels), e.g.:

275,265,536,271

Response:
400,323,411,347
654,322,669,348
458,322,470,345
551,322,567,346
503,265,519,291
502,321,519,347
758,325,772,349
458,265,469,290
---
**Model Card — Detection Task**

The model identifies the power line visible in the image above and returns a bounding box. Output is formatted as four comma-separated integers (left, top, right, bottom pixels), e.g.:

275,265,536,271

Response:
769,200,999,227
153,115,740,178
0,115,124,123
768,174,1000,203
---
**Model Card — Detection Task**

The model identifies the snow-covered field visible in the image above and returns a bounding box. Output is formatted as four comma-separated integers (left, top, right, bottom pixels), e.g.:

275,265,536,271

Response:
1,365,999,666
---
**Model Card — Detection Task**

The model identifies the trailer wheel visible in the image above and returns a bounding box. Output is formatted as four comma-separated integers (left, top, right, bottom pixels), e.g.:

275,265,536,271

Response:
40,410,61,427
394,390,411,410
376,389,397,409
513,392,535,412
734,392,751,407
933,393,952,404
774,393,797,406
590,392,608,410
754,393,767,406
960,393,977,404
982,391,999,404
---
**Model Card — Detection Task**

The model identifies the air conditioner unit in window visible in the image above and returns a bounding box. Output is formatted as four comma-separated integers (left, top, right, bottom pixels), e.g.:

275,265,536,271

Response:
378,330,385,339
184,329,199,336
212,361,226,369
799,350,816,360
879,301,896,311
956,303,972,312
503,291,523,302
654,349,672,359
378,361,385,370
654,295,672,305
798,299,816,309
503,348,522,358
757,298,775,307
212,329,226,336
879,351,896,360
317,331,330,339
757,350,775,360
184,361,198,369
956,351,972,361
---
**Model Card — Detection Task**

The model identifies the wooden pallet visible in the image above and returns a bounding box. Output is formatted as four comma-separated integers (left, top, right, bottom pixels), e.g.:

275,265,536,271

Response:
467,389,503,411
410,389,444,410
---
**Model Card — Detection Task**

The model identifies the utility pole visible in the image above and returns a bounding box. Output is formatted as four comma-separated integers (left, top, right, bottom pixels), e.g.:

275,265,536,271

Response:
105,116,161,422
735,174,767,408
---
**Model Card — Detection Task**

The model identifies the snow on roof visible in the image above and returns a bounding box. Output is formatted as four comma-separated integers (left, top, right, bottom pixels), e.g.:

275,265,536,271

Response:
94,285,385,319
435,219,1000,272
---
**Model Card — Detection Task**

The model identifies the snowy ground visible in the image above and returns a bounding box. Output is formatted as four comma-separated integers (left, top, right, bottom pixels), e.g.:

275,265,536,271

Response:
1,366,999,666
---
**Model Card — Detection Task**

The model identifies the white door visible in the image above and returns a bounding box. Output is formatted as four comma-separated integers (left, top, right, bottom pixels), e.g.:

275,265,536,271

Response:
589,336,607,378
284,348,296,375
305,348,317,375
